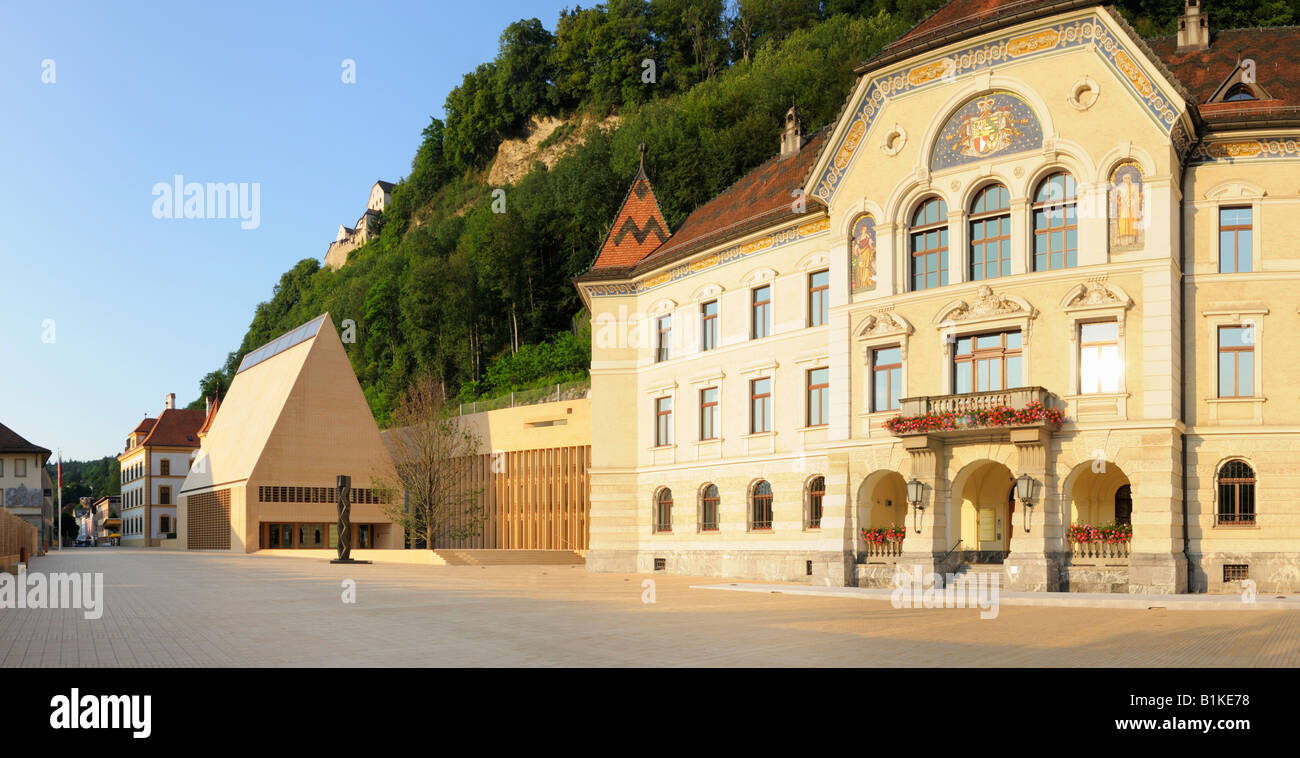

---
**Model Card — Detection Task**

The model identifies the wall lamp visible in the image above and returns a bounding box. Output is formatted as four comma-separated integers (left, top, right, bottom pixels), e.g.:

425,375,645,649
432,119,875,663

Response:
906,478,924,533
1015,473,1040,533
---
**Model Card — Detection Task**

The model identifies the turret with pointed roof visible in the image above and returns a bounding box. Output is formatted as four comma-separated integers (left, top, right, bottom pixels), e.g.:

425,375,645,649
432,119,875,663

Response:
589,144,671,270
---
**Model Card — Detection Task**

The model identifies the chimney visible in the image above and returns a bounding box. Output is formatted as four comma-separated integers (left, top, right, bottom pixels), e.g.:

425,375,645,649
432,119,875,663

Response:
165,393,176,410
205,396,211,414
1176,0,1209,53
780,102,805,159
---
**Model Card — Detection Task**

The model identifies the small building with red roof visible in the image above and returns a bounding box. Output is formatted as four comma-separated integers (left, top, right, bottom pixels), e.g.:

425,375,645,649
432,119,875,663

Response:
116,394,211,546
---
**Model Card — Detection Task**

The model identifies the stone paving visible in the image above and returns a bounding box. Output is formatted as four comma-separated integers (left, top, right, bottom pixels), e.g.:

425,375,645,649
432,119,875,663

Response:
3,548,1299,667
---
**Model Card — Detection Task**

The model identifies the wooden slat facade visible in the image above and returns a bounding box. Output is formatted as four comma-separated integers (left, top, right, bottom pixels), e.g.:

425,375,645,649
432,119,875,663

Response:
436,444,590,550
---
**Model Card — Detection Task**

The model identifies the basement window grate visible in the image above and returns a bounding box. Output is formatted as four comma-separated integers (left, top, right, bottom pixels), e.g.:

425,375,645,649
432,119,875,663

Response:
806,560,814,576
1223,564,1249,583
654,558,666,571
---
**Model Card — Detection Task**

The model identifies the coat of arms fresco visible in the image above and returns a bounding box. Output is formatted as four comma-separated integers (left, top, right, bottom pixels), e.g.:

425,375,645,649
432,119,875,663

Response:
931,91,1043,171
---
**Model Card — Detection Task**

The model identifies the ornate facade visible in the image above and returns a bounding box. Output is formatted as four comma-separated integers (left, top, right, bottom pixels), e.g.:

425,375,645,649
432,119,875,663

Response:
575,0,1300,593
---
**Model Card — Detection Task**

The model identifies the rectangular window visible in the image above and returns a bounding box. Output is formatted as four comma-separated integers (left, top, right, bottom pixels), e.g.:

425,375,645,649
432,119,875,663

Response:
1219,207,1252,273
701,300,718,351
15,458,26,477
160,458,170,476
655,315,671,362
954,331,1023,394
654,396,673,447
1033,176,1078,271
358,524,372,549
298,524,323,548
806,367,829,427
751,285,771,339
159,486,171,505
872,346,903,411
699,387,719,441
969,215,1011,280
1217,325,1254,398
1079,321,1121,394
808,270,829,326
750,378,772,433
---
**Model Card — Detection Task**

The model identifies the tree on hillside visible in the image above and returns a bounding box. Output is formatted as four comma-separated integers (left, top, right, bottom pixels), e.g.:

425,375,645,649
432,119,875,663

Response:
497,18,559,121
375,374,485,549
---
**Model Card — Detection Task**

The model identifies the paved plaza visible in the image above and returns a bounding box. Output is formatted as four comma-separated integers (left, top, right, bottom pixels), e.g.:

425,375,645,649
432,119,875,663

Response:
3,549,1299,667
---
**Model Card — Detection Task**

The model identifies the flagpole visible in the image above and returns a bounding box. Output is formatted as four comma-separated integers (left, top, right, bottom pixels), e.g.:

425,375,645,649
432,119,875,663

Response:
57,450,63,551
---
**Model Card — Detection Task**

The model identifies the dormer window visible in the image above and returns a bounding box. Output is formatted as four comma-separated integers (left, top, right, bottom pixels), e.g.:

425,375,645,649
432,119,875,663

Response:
1224,83,1256,102
1208,63,1271,104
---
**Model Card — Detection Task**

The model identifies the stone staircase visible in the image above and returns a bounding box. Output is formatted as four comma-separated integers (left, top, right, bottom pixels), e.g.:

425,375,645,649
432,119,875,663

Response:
951,562,1006,584
432,549,585,566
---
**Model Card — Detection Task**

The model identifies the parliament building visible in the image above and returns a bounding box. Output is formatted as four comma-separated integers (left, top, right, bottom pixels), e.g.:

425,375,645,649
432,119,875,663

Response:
575,0,1300,593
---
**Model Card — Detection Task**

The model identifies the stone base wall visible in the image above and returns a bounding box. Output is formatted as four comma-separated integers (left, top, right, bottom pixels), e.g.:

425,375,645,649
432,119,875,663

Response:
1128,552,1188,594
1189,551,1300,594
585,549,638,574
591,548,850,584
1061,564,1130,592
856,562,898,588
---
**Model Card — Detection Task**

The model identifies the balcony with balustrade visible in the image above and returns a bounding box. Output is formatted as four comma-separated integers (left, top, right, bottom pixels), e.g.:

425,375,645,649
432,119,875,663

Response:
886,386,1063,442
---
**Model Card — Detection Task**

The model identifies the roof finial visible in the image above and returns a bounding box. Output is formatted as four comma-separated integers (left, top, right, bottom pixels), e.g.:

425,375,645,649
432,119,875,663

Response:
638,142,647,172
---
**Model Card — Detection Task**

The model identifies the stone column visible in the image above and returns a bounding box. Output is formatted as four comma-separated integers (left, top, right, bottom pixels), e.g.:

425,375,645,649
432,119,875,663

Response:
823,450,854,586
1006,426,1062,591
897,435,949,578
1128,431,1187,594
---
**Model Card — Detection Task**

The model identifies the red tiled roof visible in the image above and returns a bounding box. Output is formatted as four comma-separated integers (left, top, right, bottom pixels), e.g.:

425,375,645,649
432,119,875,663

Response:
589,158,671,270
198,395,220,436
864,0,1095,73
634,130,829,272
132,418,156,435
140,408,206,448
1147,27,1300,125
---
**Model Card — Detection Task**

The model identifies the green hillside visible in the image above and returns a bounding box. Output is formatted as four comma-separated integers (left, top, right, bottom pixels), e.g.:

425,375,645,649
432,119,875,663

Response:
187,0,1298,426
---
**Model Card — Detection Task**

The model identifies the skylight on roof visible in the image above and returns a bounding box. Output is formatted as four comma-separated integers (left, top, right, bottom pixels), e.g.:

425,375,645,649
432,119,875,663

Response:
236,315,326,374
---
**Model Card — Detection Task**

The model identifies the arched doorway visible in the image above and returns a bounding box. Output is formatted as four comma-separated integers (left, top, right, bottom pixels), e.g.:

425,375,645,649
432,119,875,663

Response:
954,460,1015,562
1067,462,1131,527
856,471,906,555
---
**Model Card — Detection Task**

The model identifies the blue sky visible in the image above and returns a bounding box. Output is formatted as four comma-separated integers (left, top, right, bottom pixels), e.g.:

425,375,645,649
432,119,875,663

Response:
0,0,574,460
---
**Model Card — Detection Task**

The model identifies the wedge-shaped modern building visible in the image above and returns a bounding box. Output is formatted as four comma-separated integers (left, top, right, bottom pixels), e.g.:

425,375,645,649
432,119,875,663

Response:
178,313,401,551
575,0,1300,593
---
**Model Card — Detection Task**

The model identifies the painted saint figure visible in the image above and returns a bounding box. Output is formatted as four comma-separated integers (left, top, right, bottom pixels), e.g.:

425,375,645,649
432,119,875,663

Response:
1109,162,1144,251
850,213,877,292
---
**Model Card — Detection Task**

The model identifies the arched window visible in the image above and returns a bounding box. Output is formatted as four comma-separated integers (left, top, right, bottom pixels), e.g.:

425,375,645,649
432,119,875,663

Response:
969,184,1011,280
751,480,773,531
700,484,719,532
654,488,673,533
1217,461,1256,526
1032,172,1077,271
806,476,825,529
1224,83,1256,101
910,197,949,291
